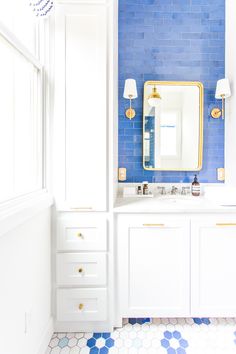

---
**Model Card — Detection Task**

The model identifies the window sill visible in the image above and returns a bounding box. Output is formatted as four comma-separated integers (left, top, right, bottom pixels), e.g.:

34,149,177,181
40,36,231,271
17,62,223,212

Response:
0,190,53,238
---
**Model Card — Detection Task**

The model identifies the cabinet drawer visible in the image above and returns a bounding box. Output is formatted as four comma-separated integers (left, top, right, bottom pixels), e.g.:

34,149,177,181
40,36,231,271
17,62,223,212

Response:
57,288,107,322
57,216,107,251
57,253,107,286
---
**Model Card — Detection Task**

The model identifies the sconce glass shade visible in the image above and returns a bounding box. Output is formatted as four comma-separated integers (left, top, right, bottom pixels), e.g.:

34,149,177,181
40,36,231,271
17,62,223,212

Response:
148,86,161,107
215,78,231,99
123,79,138,99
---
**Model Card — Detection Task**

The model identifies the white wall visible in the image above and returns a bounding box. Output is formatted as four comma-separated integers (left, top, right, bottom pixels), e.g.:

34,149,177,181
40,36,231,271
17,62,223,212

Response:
0,208,52,354
225,0,236,186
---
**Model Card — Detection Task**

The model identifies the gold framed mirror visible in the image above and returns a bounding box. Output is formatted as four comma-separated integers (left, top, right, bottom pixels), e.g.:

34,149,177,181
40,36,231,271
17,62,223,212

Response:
143,81,204,171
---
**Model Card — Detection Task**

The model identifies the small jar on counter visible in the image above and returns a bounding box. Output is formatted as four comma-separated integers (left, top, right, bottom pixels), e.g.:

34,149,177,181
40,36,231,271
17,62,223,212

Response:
137,185,142,195
143,181,149,195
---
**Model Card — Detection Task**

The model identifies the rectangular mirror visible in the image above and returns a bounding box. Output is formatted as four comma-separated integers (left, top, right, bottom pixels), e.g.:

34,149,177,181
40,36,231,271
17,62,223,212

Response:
143,81,203,171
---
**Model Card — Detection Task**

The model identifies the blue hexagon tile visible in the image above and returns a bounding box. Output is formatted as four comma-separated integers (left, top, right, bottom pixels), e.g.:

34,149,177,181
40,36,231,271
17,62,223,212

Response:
161,330,189,354
128,318,151,325
46,318,236,353
193,318,211,325
86,333,115,353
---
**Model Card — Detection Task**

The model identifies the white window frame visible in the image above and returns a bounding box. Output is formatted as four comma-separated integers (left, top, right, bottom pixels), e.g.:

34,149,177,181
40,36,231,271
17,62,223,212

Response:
0,19,52,228
0,21,43,72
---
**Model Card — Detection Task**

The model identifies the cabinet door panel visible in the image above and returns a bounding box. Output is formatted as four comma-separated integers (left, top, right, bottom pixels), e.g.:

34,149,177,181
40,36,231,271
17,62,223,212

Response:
118,215,190,317
55,4,107,210
191,220,236,316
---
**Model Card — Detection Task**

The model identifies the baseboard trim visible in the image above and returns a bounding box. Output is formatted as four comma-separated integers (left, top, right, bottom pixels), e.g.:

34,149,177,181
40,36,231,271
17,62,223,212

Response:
54,320,113,333
37,317,54,354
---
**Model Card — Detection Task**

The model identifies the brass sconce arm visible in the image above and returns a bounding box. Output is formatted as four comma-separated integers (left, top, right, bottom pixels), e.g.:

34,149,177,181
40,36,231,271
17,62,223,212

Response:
211,94,225,119
125,94,136,120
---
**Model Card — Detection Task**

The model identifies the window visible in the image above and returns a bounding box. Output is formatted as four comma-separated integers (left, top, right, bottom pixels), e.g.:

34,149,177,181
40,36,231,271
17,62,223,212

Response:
160,111,181,158
0,2,44,204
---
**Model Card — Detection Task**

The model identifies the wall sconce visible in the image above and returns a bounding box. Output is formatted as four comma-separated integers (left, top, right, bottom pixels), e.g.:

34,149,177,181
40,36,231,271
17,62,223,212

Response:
123,79,138,120
211,78,231,119
148,85,161,107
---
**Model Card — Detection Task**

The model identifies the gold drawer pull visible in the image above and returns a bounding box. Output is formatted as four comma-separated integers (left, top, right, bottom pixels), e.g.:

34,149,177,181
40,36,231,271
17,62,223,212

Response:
78,268,83,273
143,224,165,227
78,303,84,311
216,223,236,227
77,232,84,239
71,207,93,210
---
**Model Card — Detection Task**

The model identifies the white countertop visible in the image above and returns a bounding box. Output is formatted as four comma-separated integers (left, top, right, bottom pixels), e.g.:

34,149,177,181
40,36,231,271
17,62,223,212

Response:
114,195,236,213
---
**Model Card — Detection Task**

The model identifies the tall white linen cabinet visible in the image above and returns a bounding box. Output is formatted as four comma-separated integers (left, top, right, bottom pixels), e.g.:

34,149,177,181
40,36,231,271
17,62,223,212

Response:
53,0,118,332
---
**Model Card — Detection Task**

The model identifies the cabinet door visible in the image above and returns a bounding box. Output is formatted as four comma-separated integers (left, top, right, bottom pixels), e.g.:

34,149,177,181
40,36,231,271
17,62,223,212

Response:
117,215,190,317
191,219,236,317
54,3,107,211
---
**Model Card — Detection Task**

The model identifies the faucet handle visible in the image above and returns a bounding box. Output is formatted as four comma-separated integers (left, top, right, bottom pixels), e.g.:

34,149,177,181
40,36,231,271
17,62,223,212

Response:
157,186,166,195
181,186,191,195
171,186,178,195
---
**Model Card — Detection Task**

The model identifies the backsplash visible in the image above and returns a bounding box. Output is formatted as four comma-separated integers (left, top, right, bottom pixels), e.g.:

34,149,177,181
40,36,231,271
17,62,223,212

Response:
118,0,225,183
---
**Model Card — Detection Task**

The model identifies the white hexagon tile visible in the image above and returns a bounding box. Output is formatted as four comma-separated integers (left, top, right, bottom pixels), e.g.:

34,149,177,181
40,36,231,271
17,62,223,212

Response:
46,318,236,353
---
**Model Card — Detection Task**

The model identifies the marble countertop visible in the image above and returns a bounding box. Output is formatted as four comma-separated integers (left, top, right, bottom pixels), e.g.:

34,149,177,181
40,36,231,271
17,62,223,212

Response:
114,195,236,213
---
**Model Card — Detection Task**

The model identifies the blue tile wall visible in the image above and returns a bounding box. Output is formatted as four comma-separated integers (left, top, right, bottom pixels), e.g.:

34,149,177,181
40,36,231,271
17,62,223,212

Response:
118,0,225,183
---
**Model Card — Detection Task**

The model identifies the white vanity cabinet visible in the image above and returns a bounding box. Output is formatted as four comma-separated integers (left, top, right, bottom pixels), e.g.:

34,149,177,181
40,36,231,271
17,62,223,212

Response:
117,213,236,320
117,215,190,317
191,219,236,317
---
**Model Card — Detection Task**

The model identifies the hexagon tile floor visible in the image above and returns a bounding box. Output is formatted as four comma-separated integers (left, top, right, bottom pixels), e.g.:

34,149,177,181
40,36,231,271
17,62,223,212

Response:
46,318,236,354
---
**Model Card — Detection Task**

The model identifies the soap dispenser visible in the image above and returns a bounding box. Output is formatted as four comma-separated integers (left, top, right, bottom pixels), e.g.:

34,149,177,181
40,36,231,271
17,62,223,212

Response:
191,174,200,197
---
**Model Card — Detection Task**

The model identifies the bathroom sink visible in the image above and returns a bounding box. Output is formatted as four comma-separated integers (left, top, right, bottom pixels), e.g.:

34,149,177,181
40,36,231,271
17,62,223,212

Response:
158,196,203,206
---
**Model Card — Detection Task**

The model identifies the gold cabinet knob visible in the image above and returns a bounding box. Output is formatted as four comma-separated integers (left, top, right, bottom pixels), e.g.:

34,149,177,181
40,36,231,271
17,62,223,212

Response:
78,303,84,311
77,232,84,239
78,268,83,273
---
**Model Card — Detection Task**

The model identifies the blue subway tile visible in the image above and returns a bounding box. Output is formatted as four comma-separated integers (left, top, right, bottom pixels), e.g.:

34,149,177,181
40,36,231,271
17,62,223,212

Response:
118,0,225,183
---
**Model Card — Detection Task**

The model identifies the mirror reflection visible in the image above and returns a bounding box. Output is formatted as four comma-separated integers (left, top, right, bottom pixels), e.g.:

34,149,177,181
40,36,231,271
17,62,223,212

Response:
143,81,203,171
